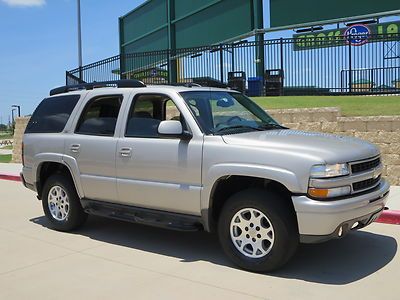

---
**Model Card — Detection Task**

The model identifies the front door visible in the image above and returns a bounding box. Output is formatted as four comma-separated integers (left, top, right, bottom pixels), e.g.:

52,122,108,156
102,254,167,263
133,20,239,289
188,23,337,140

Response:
116,93,203,215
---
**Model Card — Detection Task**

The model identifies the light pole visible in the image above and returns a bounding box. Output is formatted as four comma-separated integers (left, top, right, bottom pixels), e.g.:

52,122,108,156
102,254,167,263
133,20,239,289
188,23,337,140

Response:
12,105,21,117
11,109,16,124
11,109,16,134
77,0,83,80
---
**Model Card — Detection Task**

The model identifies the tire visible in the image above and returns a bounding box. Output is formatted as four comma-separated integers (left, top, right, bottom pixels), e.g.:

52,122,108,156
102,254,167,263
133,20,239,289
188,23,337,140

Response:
42,174,87,231
218,188,298,272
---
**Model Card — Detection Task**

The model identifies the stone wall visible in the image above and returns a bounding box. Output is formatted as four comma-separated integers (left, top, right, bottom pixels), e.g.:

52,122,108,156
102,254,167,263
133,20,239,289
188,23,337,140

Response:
12,108,400,184
268,108,400,185
12,117,30,163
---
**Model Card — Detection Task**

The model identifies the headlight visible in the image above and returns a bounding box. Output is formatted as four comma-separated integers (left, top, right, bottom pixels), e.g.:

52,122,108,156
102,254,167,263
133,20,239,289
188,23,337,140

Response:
308,186,351,198
310,164,349,178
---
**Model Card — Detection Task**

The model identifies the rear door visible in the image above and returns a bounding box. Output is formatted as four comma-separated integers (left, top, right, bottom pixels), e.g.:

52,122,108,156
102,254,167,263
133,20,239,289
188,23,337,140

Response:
63,91,128,202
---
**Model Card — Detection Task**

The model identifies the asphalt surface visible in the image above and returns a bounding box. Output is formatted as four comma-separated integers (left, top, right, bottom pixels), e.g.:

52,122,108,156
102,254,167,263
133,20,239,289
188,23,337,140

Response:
0,179,399,300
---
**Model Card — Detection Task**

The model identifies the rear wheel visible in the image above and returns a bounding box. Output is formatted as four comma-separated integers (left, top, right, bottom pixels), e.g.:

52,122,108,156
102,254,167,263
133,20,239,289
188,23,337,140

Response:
42,174,87,231
218,189,298,272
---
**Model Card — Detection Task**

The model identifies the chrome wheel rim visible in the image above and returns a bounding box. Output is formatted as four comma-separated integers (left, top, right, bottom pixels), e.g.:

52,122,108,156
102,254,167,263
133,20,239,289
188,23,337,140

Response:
48,185,69,221
230,208,275,258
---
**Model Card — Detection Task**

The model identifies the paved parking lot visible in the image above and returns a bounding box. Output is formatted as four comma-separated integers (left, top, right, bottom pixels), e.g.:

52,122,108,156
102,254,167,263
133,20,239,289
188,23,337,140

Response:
1,179,399,300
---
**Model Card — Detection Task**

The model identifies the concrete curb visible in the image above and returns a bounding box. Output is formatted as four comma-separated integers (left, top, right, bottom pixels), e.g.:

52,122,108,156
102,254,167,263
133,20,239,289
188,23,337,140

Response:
0,174,21,182
376,210,400,225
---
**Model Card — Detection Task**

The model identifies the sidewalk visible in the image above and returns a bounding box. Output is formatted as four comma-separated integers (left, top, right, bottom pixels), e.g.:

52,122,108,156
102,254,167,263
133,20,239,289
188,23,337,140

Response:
0,163,22,176
0,149,13,155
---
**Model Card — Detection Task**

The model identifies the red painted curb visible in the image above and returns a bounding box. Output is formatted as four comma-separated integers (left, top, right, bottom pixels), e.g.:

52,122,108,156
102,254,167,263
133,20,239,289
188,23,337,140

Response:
0,174,21,182
376,210,400,225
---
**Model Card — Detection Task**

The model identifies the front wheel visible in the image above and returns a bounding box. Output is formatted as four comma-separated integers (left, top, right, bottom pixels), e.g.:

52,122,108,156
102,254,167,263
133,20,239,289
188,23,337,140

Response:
218,189,298,272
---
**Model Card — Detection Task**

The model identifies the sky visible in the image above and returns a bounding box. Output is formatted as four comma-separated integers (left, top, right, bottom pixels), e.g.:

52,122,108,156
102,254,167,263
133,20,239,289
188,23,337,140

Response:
0,1,395,124
0,0,145,124
0,0,277,124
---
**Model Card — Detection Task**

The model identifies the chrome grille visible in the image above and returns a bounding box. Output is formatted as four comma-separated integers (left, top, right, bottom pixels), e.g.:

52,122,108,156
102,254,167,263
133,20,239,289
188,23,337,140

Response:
351,157,380,174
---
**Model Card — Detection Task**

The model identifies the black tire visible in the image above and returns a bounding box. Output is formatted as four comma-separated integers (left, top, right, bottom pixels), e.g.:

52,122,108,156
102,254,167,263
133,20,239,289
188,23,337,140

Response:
218,188,298,272
42,174,87,231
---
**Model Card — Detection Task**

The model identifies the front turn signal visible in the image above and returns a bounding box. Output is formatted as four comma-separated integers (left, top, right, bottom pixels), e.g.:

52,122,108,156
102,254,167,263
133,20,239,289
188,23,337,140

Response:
308,186,351,199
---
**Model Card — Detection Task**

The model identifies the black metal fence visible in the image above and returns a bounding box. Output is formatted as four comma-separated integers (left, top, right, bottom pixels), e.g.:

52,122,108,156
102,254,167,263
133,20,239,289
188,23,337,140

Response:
67,33,400,96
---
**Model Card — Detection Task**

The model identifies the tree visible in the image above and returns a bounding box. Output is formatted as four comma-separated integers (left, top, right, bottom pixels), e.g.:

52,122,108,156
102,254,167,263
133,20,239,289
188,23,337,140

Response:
0,124,8,131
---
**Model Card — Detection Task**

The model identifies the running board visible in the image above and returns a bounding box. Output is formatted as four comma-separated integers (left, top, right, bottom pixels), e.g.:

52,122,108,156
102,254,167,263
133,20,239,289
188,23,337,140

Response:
80,199,203,232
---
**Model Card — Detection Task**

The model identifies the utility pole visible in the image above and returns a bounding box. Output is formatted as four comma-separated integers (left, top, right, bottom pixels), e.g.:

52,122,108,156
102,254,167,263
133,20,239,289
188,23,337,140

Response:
77,0,83,80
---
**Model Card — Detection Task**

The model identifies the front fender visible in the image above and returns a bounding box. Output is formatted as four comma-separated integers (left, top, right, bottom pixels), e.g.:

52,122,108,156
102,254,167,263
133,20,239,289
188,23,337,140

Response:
200,163,301,230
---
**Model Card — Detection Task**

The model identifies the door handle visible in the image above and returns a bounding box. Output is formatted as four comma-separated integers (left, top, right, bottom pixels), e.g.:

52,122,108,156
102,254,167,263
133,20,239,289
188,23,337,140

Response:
120,147,132,157
70,144,80,153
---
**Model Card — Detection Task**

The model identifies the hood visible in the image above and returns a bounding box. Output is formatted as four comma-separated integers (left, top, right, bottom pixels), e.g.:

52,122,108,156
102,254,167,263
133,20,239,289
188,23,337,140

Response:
221,129,379,164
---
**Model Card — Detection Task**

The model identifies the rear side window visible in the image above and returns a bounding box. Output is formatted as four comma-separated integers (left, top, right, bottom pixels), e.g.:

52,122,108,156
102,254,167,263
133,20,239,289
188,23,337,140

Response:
75,96,122,136
25,95,80,133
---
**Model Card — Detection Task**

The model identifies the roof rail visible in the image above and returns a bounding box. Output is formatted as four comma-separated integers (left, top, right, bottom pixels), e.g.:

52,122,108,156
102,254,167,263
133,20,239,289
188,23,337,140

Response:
50,80,146,96
168,83,202,88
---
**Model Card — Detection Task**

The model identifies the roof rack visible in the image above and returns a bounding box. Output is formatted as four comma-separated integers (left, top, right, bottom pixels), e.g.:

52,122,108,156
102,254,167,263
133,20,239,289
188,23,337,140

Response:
50,80,146,96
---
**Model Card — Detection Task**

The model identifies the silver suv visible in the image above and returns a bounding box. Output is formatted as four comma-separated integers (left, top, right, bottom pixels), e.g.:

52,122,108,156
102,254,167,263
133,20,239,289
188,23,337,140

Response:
21,80,390,272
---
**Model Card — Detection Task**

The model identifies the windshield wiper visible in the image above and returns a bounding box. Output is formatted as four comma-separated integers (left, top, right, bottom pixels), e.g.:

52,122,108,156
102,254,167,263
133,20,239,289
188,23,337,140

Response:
258,123,288,130
213,125,263,134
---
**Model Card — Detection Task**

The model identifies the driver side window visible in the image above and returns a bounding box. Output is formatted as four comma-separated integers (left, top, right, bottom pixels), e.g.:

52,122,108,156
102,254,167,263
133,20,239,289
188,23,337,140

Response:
125,94,186,138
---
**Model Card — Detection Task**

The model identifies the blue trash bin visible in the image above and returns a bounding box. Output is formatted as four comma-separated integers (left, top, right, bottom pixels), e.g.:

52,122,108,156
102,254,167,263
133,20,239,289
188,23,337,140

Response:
247,77,263,96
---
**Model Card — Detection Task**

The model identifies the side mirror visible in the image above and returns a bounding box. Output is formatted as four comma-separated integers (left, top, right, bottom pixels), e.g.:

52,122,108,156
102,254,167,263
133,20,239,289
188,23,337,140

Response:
158,120,192,140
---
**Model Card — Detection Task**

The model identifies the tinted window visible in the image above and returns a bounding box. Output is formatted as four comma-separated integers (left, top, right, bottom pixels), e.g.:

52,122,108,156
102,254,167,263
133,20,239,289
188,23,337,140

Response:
180,91,279,135
125,94,186,138
76,96,122,136
25,95,80,133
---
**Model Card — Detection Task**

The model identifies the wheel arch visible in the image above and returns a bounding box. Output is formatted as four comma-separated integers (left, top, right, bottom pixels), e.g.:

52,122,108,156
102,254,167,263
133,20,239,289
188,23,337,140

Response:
34,154,83,200
205,175,297,233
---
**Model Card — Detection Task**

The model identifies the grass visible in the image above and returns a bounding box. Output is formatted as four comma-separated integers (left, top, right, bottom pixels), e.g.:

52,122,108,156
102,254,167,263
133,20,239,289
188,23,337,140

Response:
0,154,12,163
251,95,400,117
0,132,13,140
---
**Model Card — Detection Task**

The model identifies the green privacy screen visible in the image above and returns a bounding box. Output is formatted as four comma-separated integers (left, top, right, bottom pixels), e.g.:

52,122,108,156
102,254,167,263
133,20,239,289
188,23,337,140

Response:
270,0,399,28
120,0,255,54
174,0,253,48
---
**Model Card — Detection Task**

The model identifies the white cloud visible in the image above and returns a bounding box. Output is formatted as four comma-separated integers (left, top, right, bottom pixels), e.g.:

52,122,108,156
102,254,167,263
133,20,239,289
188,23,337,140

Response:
1,0,46,7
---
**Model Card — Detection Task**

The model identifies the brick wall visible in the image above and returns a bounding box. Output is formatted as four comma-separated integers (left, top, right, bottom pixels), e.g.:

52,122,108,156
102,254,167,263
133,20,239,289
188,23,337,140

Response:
12,117,30,163
12,109,400,184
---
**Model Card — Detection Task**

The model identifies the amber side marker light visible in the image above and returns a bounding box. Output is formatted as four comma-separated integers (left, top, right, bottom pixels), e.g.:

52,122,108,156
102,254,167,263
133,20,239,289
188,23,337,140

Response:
308,188,329,198
308,186,351,199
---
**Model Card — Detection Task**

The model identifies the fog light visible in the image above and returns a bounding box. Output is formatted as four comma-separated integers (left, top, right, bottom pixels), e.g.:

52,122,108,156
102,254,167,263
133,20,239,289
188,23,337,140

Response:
308,186,351,199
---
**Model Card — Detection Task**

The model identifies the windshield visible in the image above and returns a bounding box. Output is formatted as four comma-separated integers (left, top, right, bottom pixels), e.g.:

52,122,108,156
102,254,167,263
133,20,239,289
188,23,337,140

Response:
180,91,284,135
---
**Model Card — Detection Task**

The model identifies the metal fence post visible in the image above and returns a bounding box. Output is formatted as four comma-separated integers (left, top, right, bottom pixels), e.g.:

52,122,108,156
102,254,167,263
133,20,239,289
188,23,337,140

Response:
219,44,224,83
280,38,284,95
120,54,126,80
231,43,235,72
348,38,352,94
